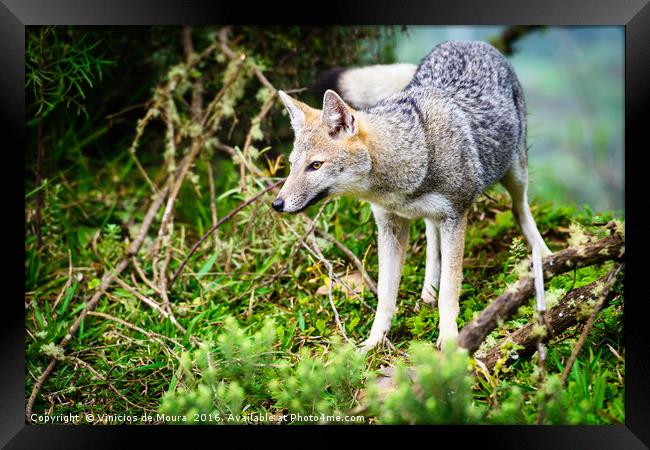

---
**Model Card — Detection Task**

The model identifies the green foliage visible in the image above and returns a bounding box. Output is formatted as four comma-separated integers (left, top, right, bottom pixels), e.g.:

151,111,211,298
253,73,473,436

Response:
561,349,624,424
159,317,278,423
270,338,365,422
26,26,116,122
367,341,482,424
97,223,123,267
159,318,365,424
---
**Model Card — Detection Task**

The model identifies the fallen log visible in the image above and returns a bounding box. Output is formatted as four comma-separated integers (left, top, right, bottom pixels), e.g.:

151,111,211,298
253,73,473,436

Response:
457,228,624,354
477,267,623,372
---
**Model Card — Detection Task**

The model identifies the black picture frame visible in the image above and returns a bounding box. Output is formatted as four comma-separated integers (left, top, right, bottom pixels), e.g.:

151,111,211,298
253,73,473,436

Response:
5,0,648,447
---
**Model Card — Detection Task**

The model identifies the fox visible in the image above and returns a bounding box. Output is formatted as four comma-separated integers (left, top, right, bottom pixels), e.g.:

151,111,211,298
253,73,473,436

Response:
272,40,552,351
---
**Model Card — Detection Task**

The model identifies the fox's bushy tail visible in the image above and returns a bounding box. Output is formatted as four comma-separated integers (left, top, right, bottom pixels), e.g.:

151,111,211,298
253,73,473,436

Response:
311,63,417,109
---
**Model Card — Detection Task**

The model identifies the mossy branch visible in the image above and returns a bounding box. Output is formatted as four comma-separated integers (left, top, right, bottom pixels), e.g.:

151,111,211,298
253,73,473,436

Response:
478,266,623,373
458,226,624,354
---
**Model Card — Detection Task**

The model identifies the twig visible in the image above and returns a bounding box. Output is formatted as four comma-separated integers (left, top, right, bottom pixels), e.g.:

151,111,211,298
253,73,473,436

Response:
159,244,174,312
128,29,220,196
151,28,248,259
313,226,378,296
153,138,204,257
216,141,265,179
182,26,204,121
60,354,149,412
154,27,204,250
239,95,277,191
218,27,276,93
206,159,220,250
131,256,162,296
306,229,374,311
113,277,197,345
217,26,281,190
128,106,160,194
291,212,375,312
169,178,285,289
560,264,624,384
201,55,246,131
87,311,182,354
52,249,73,312
88,311,182,346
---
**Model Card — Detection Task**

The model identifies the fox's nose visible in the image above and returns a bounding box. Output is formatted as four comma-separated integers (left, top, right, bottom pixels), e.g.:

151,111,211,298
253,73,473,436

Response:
272,198,285,212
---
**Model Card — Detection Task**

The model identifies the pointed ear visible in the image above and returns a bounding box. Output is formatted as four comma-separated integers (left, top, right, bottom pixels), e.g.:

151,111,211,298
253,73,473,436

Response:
278,90,306,132
322,90,356,137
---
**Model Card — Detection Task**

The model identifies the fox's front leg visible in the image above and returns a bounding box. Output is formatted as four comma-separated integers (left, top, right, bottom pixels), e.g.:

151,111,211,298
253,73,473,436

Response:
359,205,410,351
436,213,468,350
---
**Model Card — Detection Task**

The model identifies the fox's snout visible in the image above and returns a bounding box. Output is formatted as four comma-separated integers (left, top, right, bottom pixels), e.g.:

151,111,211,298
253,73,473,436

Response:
271,198,285,212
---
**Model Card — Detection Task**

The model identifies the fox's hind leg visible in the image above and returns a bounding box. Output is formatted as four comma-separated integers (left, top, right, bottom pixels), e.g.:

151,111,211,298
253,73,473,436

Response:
501,157,552,320
500,161,552,258
421,218,441,306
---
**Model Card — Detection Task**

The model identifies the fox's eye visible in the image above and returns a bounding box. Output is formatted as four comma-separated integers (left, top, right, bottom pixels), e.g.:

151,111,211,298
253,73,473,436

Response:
307,161,323,171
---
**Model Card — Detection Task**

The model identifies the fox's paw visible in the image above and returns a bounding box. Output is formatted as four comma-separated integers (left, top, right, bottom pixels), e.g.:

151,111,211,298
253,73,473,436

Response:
420,288,438,307
357,334,387,354
436,327,459,351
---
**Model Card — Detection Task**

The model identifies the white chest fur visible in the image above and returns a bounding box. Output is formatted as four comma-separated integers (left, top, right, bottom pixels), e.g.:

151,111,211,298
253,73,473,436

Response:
369,191,455,221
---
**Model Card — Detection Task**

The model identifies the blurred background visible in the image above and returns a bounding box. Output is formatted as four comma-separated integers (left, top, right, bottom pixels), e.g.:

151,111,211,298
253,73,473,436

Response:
392,26,624,214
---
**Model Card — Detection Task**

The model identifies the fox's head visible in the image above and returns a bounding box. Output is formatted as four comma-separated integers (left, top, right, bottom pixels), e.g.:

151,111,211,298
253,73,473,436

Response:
272,90,372,214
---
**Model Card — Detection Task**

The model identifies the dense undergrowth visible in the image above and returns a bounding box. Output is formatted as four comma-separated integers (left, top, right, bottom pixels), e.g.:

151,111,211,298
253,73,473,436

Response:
26,177,625,424
25,25,624,425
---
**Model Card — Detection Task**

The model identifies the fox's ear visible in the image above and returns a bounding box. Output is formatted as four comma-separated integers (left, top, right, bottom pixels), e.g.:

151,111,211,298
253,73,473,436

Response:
278,90,306,132
322,90,356,137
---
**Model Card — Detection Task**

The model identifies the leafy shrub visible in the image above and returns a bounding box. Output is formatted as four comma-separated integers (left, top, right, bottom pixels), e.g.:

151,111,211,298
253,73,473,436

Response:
159,317,365,424
159,321,559,425
159,317,277,423
269,338,365,423
365,341,482,424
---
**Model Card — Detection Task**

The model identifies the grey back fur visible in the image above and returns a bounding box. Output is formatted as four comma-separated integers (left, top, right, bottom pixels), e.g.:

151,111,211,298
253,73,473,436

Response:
362,40,526,215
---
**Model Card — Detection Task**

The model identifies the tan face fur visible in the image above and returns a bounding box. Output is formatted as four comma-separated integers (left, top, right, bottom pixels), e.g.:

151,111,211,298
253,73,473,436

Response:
272,90,372,214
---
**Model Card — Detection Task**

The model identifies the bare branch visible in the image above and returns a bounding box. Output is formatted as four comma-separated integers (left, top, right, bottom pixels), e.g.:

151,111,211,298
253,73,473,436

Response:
560,264,624,384
218,27,276,93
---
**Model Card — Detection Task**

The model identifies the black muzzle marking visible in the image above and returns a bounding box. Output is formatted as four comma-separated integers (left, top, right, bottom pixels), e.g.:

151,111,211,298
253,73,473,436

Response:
292,188,331,214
